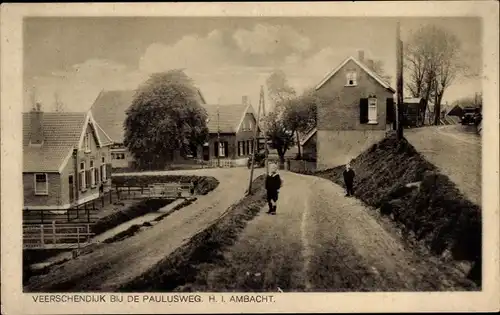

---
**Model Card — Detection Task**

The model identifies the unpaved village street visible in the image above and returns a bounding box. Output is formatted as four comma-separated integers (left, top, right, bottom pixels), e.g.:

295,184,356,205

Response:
406,125,481,206
197,171,474,292
26,167,474,292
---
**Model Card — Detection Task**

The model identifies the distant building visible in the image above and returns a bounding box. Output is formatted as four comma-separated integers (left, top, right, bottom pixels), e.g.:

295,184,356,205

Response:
90,90,261,169
23,105,113,210
401,97,426,127
303,50,396,169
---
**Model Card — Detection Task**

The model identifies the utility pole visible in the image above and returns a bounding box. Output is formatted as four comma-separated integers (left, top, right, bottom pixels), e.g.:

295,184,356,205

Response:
396,20,404,140
260,87,269,176
217,105,221,168
247,86,263,195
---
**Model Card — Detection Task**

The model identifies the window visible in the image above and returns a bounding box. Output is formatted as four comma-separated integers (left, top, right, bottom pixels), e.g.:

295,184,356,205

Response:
79,161,86,191
90,160,96,187
248,139,254,154
94,167,100,186
238,141,244,156
368,97,378,124
100,164,107,181
102,156,105,163
34,173,48,195
346,71,357,86
84,133,91,152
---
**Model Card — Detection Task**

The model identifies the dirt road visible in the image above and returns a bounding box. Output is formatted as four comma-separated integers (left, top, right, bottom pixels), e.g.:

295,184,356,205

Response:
198,171,475,291
25,168,264,292
405,126,481,205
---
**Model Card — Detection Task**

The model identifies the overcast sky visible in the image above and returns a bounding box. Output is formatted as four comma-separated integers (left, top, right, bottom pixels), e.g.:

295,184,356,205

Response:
23,17,481,112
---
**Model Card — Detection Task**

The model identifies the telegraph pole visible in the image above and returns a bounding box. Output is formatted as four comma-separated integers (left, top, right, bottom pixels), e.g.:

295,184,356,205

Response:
396,20,404,140
247,86,263,195
260,87,269,176
217,105,221,168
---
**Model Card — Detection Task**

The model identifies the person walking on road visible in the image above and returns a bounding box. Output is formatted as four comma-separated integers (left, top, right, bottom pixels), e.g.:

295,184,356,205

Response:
343,162,355,197
265,163,282,215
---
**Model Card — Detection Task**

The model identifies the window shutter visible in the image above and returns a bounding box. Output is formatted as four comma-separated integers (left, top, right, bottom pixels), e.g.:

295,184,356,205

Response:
360,98,369,124
95,168,100,184
237,142,241,156
106,163,112,180
214,142,218,157
386,98,395,123
85,170,90,188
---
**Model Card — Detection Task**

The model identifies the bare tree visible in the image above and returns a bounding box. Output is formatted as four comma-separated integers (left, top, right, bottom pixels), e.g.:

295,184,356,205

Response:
367,59,392,83
404,24,463,125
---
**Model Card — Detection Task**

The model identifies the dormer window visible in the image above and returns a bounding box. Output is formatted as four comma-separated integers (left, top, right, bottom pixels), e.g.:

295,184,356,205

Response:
346,71,357,86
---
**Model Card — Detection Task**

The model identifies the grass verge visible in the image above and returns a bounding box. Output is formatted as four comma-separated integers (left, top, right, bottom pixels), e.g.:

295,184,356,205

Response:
91,199,173,236
117,175,267,292
314,134,482,286
103,198,197,244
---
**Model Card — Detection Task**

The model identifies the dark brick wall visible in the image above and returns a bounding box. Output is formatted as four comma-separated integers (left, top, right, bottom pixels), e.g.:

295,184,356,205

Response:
316,59,394,131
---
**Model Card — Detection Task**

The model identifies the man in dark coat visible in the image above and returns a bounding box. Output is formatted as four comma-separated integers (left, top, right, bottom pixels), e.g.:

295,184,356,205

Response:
265,163,282,215
343,163,355,197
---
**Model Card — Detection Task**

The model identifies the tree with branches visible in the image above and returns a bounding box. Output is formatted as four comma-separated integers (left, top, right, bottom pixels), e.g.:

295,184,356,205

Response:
124,69,209,169
53,92,65,112
404,24,464,125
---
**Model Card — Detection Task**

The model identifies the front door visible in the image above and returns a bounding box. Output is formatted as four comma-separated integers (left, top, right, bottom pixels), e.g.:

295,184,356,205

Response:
68,175,74,203
202,145,210,161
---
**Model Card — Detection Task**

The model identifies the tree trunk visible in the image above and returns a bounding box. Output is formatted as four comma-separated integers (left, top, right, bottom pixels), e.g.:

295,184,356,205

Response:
433,89,440,126
295,130,302,159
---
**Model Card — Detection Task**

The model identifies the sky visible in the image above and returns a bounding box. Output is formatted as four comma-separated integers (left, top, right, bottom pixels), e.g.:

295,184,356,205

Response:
23,16,482,113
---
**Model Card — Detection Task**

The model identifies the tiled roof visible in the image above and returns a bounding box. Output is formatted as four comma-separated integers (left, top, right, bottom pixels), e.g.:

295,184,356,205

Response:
90,90,136,144
203,104,251,133
315,56,396,93
91,90,248,141
23,112,87,172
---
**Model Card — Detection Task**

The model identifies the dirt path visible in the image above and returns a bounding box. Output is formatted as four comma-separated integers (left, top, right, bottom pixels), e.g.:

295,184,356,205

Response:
197,171,475,291
405,126,481,205
25,168,264,292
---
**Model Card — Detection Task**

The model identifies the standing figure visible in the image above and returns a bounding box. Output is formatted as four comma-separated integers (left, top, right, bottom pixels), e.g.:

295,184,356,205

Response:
265,163,282,215
343,163,355,197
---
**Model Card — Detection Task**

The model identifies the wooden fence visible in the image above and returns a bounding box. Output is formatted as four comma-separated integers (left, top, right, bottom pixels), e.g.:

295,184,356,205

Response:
23,223,94,249
287,159,317,174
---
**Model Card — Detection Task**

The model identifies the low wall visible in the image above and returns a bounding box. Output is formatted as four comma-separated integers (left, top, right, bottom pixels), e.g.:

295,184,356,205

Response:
317,130,386,170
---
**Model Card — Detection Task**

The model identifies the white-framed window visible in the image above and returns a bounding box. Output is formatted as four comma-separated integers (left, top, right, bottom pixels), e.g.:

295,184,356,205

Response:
218,142,227,157
368,97,378,124
346,70,357,86
100,164,107,182
248,139,254,154
34,173,48,195
84,133,91,152
238,141,244,156
90,160,96,187
79,161,86,191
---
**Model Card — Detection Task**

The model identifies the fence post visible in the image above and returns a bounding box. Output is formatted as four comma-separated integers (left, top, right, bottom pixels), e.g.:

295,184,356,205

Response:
77,227,80,249
67,208,70,222
40,224,44,246
40,210,44,224
101,195,104,208
87,206,90,222
52,221,56,245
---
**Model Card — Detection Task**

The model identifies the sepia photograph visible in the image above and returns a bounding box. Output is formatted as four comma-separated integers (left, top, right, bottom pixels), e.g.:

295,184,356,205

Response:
1,2,499,314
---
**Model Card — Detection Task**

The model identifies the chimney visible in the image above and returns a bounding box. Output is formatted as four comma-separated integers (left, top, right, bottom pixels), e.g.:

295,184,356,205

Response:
30,102,44,145
242,95,248,105
358,50,365,62
366,59,374,69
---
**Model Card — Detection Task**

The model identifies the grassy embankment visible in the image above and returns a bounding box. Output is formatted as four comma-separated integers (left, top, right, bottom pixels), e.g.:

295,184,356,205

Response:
314,134,482,285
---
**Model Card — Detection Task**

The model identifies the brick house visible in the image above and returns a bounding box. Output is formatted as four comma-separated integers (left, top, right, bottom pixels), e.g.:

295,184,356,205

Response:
23,105,113,210
201,99,261,167
91,90,261,169
307,51,396,169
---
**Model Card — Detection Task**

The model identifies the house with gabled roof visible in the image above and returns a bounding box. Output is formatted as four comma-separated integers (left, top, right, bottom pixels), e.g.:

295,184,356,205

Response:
23,104,113,210
306,50,396,169
91,90,261,169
